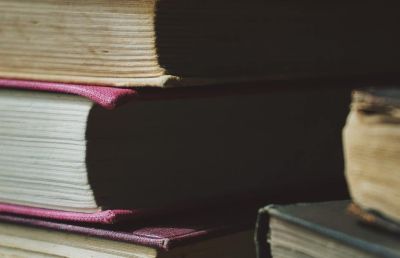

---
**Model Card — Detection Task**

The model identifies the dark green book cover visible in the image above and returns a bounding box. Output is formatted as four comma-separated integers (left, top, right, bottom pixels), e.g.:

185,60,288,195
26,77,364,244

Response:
256,200,400,258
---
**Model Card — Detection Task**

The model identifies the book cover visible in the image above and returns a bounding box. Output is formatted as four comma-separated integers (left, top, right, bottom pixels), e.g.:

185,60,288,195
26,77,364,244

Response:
0,207,254,251
0,79,137,109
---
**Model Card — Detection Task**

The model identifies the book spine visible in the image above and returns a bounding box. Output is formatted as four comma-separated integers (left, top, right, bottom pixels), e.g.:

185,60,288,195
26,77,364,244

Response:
255,206,274,258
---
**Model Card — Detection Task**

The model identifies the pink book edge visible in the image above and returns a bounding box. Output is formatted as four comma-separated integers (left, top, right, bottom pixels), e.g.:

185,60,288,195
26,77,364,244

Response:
0,210,253,250
0,79,137,109
0,203,146,224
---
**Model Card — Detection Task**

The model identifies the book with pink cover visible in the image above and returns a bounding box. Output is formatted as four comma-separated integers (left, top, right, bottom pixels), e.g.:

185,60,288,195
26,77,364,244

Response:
0,79,259,223
0,79,139,223
0,206,254,251
0,78,350,225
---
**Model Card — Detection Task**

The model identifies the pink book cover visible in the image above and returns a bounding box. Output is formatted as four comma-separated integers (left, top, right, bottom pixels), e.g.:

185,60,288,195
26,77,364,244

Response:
0,77,355,108
0,78,274,108
0,203,155,224
0,79,137,109
0,206,255,251
0,198,259,225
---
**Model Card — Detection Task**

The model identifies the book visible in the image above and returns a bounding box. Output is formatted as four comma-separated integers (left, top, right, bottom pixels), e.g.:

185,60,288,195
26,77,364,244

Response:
0,81,350,215
0,207,255,257
256,200,400,258
343,88,400,225
1,0,400,87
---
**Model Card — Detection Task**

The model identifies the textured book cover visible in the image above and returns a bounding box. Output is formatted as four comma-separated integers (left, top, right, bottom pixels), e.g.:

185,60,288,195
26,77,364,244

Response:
0,78,353,108
0,79,137,109
0,197,261,225
0,203,155,224
0,207,254,251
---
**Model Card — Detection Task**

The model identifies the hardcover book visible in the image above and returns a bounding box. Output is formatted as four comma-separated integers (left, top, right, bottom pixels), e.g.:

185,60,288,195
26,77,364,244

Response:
343,88,400,225
0,208,255,257
256,201,400,258
1,0,400,87
0,80,350,216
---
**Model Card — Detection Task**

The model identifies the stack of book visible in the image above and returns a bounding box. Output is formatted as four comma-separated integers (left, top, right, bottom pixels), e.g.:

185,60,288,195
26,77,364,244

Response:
1,0,399,257
256,89,400,258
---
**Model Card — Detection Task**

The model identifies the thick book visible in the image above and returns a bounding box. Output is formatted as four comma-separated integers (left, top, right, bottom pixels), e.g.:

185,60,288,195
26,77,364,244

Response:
256,200,400,258
0,208,255,257
1,0,400,87
343,88,400,225
0,81,350,215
